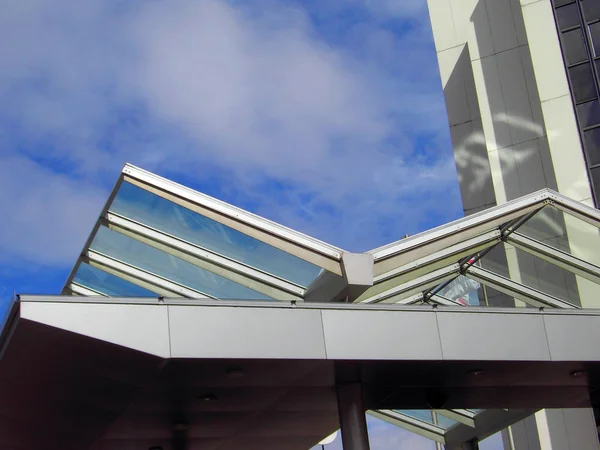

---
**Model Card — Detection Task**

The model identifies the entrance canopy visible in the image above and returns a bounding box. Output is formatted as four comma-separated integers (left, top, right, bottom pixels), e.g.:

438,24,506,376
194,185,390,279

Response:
4,163,600,448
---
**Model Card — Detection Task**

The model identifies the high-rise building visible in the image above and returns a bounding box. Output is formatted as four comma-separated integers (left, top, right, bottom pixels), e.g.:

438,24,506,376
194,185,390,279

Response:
426,0,600,447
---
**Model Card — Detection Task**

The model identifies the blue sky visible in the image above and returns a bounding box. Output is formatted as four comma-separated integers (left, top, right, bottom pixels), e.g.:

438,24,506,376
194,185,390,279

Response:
0,0,470,447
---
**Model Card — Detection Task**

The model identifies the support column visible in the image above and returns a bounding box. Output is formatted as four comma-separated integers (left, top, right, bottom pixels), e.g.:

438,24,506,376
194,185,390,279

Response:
336,383,370,450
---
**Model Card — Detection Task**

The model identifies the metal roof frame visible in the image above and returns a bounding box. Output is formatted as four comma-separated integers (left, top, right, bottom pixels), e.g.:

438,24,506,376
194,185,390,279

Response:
56,165,600,449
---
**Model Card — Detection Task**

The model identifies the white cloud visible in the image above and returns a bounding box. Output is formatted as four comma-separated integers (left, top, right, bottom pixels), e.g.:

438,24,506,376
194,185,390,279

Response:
0,0,461,267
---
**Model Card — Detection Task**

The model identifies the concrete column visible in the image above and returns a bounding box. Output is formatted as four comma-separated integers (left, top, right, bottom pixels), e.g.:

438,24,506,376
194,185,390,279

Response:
336,383,370,450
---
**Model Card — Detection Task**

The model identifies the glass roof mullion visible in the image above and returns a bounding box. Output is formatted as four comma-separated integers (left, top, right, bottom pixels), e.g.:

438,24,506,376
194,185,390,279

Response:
549,194,600,228
466,266,579,309
507,232,600,285
359,265,461,304
104,212,305,301
86,249,214,299
362,231,502,302
69,282,108,297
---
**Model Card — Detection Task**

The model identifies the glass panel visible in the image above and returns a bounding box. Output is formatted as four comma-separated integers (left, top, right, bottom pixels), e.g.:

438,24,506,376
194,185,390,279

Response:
392,410,457,430
583,127,600,165
569,62,597,102
591,166,600,203
590,21,600,57
438,275,482,306
434,412,459,429
553,0,575,7
577,100,600,128
556,3,582,30
110,182,323,287
73,263,158,297
479,241,582,306
90,226,273,300
563,28,588,65
517,205,600,261
582,0,600,22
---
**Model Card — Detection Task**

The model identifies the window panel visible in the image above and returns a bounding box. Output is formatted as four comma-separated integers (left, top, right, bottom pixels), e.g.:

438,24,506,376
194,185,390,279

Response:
584,127,600,166
592,167,600,203
577,99,600,127
581,0,600,22
569,62,597,102
589,21,600,57
73,263,158,297
90,226,273,300
563,28,589,65
554,0,575,7
111,182,323,287
556,3,582,30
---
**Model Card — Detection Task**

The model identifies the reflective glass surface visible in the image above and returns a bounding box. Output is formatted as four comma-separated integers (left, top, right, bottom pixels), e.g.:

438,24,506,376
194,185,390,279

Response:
90,226,272,300
584,126,600,165
110,182,322,287
569,62,597,102
563,28,589,65
0,295,16,333
556,3,582,30
517,205,600,262
73,263,158,297
577,100,600,129
479,242,582,306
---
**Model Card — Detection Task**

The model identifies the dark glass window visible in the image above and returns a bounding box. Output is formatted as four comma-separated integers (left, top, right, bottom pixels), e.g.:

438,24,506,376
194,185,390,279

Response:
563,28,589,64
554,0,575,6
590,166,600,199
569,62,597,102
584,128,600,166
581,0,600,22
556,3,582,30
577,100,600,127
590,21,600,57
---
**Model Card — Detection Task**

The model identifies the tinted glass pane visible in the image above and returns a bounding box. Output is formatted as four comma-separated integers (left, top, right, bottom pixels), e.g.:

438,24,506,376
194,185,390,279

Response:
517,206,600,304
90,226,272,300
556,3,582,30
584,127,600,165
562,28,588,65
569,62,597,102
478,242,581,306
590,21,600,57
554,0,575,6
591,166,600,203
577,100,600,127
73,263,158,297
111,182,323,287
582,0,600,21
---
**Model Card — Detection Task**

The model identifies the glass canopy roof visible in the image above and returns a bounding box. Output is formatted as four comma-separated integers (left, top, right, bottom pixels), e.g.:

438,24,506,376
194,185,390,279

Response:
61,163,600,448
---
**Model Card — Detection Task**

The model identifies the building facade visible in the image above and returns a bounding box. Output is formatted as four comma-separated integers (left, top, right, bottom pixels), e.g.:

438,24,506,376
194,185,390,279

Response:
426,0,600,448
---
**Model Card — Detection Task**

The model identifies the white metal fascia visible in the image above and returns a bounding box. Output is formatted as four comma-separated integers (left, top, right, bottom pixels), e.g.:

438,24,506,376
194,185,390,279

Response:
360,265,460,304
466,266,579,309
368,410,446,444
121,164,344,275
86,250,213,299
369,190,550,276
105,212,304,301
507,232,600,285
69,283,107,297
